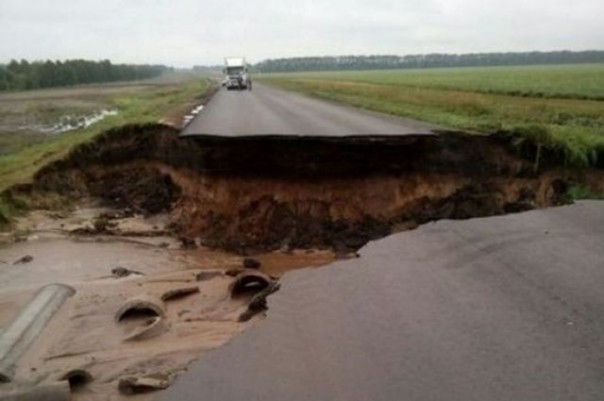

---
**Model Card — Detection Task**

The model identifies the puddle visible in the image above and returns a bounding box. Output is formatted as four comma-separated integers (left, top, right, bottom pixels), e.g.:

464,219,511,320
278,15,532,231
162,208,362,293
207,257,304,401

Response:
20,109,118,134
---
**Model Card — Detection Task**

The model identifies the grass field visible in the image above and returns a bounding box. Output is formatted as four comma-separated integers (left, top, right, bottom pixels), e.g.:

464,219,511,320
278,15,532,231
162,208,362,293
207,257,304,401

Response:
0,73,211,193
259,64,604,167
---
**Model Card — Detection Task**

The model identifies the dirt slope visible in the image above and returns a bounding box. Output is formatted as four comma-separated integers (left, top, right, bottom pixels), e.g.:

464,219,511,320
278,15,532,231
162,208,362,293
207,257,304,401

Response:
5,123,599,253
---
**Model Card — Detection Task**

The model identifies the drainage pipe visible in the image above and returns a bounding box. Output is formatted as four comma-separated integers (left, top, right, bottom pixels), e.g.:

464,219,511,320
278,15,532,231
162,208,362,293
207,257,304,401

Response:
0,381,71,401
0,284,75,382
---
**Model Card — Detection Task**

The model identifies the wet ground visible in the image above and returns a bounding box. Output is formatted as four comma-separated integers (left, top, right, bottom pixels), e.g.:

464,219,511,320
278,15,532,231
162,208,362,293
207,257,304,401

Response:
0,206,334,400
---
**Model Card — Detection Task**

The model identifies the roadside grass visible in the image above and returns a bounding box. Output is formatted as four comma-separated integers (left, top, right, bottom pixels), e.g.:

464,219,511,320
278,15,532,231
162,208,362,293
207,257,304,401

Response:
0,131,48,155
0,76,211,194
567,184,604,200
259,66,604,168
0,197,14,225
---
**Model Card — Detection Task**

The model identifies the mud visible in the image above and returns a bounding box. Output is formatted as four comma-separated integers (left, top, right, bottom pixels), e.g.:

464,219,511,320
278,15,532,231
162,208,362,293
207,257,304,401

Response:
6,123,601,254
0,209,334,401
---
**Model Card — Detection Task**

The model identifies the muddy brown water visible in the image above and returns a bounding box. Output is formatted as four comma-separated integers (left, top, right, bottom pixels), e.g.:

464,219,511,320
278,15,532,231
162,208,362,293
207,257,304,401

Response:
0,202,335,401
0,235,335,322
186,246,336,278
0,239,171,293
0,222,335,401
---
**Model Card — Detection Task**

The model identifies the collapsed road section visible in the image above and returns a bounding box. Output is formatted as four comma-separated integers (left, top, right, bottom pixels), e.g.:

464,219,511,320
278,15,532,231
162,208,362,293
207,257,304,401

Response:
0,121,603,400
157,201,604,401
7,123,600,254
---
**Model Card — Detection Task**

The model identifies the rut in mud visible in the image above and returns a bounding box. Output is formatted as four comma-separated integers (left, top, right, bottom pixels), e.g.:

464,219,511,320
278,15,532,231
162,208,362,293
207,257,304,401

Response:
5,123,601,253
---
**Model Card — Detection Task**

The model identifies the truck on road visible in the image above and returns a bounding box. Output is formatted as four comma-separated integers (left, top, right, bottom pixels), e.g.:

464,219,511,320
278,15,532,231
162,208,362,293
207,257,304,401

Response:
223,57,252,91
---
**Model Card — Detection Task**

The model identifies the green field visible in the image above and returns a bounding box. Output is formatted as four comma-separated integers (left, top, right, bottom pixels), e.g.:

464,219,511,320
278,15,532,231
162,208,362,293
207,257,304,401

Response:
259,64,604,167
264,64,604,100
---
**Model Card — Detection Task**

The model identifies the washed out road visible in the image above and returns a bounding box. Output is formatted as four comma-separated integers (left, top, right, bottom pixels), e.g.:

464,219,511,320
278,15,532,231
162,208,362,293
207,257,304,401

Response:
181,83,438,137
167,83,604,400
159,202,604,401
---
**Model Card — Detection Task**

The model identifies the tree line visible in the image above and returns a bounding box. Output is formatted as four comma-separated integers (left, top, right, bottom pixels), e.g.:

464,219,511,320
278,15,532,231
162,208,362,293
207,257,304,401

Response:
0,59,172,91
255,51,604,73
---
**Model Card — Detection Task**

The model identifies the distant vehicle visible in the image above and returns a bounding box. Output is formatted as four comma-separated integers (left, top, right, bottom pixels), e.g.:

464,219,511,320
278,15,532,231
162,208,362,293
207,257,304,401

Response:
223,57,252,91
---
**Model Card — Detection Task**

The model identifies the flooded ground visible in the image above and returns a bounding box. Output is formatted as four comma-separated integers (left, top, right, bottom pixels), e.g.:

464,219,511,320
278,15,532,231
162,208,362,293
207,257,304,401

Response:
0,206,334,400
24,109,119,135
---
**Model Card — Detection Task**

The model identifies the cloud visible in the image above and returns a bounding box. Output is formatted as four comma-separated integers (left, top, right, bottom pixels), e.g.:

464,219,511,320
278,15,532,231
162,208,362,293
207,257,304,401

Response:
0,0,602,66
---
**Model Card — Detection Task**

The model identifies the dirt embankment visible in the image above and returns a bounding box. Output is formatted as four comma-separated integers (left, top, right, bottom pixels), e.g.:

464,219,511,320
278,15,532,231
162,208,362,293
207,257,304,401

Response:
5,123,601,253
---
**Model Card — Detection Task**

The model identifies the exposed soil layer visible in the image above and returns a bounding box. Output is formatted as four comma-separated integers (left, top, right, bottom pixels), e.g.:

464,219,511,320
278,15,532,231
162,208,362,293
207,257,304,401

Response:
6,123,602,253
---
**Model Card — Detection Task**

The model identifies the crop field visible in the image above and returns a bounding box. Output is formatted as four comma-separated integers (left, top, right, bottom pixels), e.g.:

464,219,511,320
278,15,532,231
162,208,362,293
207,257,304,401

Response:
259,64,604,166
263,64,604,100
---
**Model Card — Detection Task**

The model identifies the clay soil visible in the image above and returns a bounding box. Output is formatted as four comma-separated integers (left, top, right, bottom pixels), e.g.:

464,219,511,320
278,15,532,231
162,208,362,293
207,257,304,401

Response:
9,123,596,254
0,206,333,400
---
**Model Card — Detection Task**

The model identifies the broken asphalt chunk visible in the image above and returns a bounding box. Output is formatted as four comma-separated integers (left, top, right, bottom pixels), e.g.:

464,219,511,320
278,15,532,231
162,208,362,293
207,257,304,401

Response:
238,281,281,322
225,267,245,277
112,266,143,278
13,255,33,265
160,286,199,301
118,374,171,395
242,257,261,269
195,270,223,281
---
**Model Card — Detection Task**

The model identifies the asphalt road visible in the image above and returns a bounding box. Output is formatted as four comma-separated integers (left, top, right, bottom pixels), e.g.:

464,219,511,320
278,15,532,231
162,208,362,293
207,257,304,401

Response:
158,201,604,401
181,83,438,137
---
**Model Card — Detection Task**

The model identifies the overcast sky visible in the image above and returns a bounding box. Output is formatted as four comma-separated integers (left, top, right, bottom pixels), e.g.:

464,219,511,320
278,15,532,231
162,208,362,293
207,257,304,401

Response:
0,0,602,67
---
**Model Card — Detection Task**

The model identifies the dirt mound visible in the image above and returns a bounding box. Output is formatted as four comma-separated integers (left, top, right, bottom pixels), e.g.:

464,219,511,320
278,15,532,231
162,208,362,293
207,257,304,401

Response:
10,123,602,253
29,124,187,214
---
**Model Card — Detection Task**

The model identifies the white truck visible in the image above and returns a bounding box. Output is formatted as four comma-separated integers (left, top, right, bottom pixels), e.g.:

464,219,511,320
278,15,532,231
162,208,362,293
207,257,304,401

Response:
223,57,252,91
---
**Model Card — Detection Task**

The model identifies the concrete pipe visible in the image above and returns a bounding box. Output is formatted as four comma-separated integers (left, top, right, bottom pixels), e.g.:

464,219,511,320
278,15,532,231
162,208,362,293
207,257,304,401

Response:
229,271,273,298
0,381,71,401
0,284,75,383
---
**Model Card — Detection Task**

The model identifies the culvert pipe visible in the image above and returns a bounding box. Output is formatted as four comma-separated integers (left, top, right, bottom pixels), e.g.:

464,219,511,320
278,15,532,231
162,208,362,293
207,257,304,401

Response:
229,271,273,298
0,284,75,383
0,381,71,401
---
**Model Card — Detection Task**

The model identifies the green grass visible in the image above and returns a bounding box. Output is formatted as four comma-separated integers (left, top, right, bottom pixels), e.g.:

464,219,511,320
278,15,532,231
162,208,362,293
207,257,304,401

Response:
0,77,211,194
0,197,14,225
259,64,604,167
262,64,604,100
567,183,604,200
